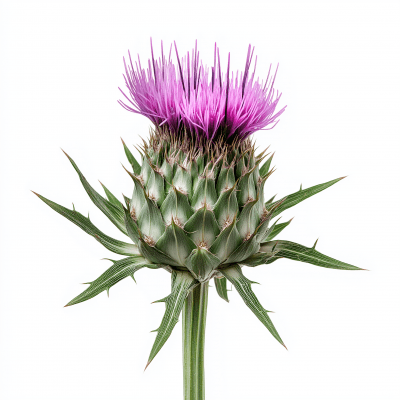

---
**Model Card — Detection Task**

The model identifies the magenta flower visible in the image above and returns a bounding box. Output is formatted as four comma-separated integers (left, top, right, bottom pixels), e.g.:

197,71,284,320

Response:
119,39,285,144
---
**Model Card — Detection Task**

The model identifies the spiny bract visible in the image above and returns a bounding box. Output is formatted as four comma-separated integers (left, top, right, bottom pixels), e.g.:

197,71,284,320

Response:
33,127,360,364
34,41,362,369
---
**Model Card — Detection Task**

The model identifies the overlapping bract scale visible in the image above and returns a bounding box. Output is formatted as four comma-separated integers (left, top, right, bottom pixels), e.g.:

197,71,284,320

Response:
34,135,360,364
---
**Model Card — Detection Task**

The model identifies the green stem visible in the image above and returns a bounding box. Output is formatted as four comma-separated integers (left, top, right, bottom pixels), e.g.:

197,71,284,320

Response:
183,282,209,400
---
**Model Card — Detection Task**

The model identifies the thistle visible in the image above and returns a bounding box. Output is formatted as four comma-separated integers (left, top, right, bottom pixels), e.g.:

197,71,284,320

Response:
34,40,361,400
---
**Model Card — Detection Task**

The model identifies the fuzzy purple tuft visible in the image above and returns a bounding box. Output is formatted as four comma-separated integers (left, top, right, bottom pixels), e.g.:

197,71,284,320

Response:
119,39,285,144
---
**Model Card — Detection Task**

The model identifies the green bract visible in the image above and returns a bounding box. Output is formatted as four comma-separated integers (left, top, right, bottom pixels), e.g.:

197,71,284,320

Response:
34,130,361,365
34,129,362,400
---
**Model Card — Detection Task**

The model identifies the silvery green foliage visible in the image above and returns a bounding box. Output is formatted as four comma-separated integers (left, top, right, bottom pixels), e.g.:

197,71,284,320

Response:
34,132,361,366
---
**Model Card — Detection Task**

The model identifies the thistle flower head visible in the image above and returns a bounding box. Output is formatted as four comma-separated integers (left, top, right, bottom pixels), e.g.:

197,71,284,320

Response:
119,39,286,145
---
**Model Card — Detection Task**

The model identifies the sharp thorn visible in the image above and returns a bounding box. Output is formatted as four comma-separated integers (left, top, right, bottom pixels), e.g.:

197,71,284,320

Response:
60,148,70,158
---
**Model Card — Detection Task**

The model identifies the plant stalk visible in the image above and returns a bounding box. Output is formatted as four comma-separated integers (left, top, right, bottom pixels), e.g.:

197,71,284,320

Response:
183,282,209,400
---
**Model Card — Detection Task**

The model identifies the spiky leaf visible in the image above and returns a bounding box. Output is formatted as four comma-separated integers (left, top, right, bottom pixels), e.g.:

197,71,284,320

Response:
121,138,141,175
265,219,293,241
100,182,124,211
65,256,155,306
147,271,197,368
220,265,285,347
259,153,274,177
214,277,229,302
63,151,127,235
267,177,344,218
260,240,362,270
33,192,139,256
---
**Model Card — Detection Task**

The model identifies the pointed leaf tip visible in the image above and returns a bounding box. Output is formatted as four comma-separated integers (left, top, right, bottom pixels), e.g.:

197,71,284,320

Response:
260,240,361,270
61,148,70,158
221,265,285,347
268,177,344,218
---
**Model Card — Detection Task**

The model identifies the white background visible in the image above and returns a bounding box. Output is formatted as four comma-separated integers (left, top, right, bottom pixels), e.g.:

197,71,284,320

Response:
1,1,399,399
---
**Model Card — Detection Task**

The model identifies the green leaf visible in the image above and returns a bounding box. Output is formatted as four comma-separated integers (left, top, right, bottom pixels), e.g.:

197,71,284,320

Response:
65,256,154,306
156,220,196,266
146,271,197,368
265,218,293,241
121,138,141,175
33,192,139,256
62,150,127,235
259,153,274,177
185,247,221,281
99,182,124,211
265,194,276,206
214,277,229,302
267,177,345,218
260,240,362,270
221,265,286,347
